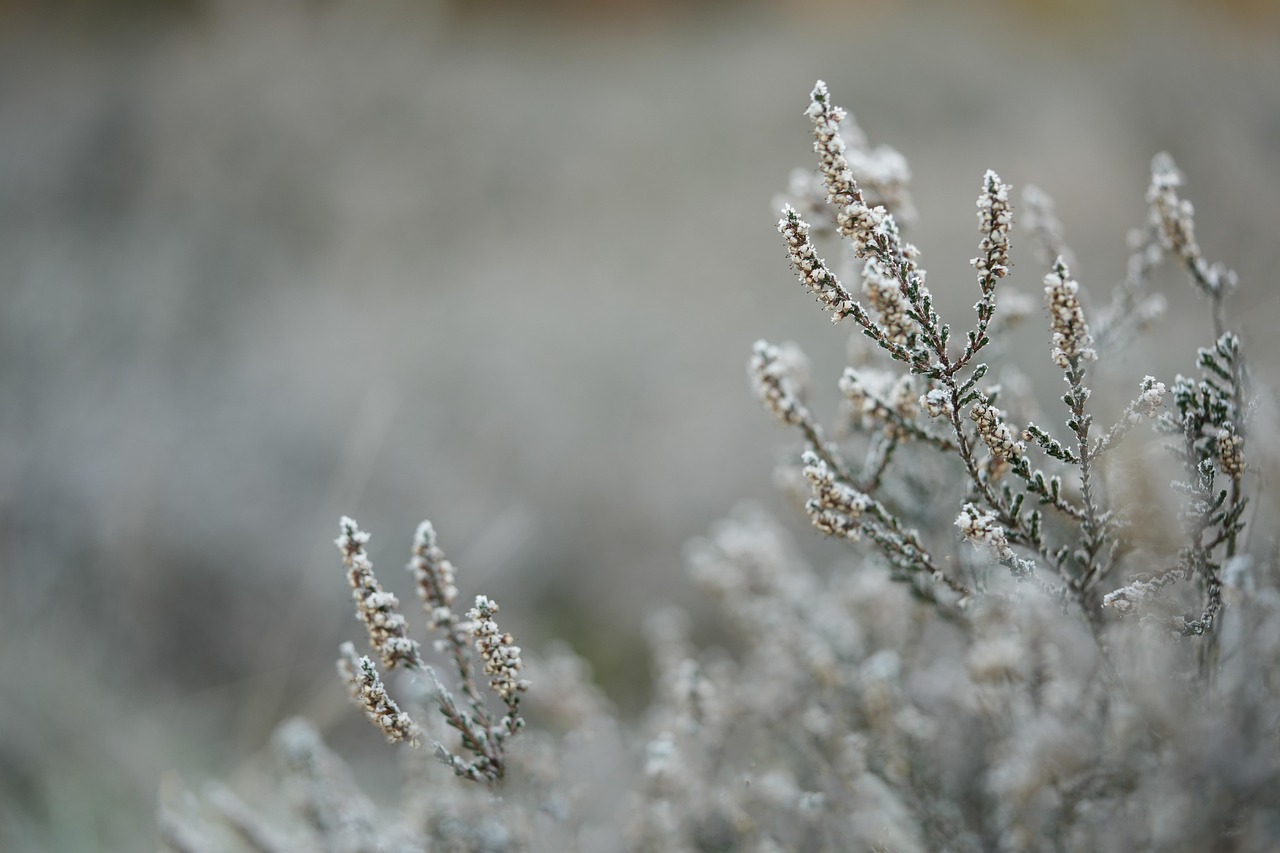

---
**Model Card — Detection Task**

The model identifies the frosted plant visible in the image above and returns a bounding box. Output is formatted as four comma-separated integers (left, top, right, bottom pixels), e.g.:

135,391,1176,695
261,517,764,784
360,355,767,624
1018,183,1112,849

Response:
336,515,529,784
161,80,1280,853
754,80,1256,656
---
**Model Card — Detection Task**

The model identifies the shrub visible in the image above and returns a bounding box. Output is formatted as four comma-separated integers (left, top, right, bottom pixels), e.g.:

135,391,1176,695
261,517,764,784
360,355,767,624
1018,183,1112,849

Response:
159,81,1279,853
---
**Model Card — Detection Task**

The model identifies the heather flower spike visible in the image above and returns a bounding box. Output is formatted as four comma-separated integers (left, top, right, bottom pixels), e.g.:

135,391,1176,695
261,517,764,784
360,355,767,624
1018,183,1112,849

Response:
338,642,420,745
1044,258,1096,371
467,595,529,699
338,516,423,671
778,206,859,324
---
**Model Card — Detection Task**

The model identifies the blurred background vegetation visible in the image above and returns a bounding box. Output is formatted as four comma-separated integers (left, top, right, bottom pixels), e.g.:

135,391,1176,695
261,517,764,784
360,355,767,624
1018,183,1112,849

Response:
2,0,1278,848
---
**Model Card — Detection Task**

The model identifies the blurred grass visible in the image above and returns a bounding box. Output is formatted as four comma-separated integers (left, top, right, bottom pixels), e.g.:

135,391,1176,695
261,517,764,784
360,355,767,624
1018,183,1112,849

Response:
1,1,1278,849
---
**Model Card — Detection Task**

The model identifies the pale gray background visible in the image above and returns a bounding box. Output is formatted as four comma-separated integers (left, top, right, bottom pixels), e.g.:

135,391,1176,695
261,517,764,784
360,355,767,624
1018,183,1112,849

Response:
2,0,1278,848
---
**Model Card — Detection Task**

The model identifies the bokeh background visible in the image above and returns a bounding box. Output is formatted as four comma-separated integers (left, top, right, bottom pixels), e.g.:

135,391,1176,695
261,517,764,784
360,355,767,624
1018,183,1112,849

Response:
2,0,1279,848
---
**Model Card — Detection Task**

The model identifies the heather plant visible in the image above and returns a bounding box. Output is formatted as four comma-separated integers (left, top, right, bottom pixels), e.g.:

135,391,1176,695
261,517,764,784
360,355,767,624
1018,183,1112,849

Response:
159,82,1280,852
758,81,1253,652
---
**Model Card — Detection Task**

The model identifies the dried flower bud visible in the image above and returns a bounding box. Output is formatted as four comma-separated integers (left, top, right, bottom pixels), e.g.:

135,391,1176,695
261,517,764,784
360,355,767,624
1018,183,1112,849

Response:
921,387,953,420
1217,430,1246,478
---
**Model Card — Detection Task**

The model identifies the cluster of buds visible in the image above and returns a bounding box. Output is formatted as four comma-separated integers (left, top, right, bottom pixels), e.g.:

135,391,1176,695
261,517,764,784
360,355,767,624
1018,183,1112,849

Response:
408,520,458,631
921,387,953,420
970,401,1026,467
972,402,1024,481
337,517,423,671
467,596,529,701
778,206,858,324
805,80,860,209
755,81,1254,695
839,368,917,437
972,169,1012,283
955,503,1014,564
1147,153,1200,269
1134,375,1168,420
1217,430,1246,478
1044,260,1096,370
338,642,420,745
802,450,874,542
1147,153,1238,300
805,81,901,262
750,340,813,429
861,259,914,346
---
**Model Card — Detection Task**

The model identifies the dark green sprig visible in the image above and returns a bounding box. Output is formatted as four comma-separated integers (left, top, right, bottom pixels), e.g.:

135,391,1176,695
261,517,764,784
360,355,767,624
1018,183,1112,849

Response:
1024,423,1079,464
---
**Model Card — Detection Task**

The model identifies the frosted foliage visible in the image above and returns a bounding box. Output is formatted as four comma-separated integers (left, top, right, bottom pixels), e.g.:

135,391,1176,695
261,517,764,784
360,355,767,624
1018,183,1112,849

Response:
162,82,1278,853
